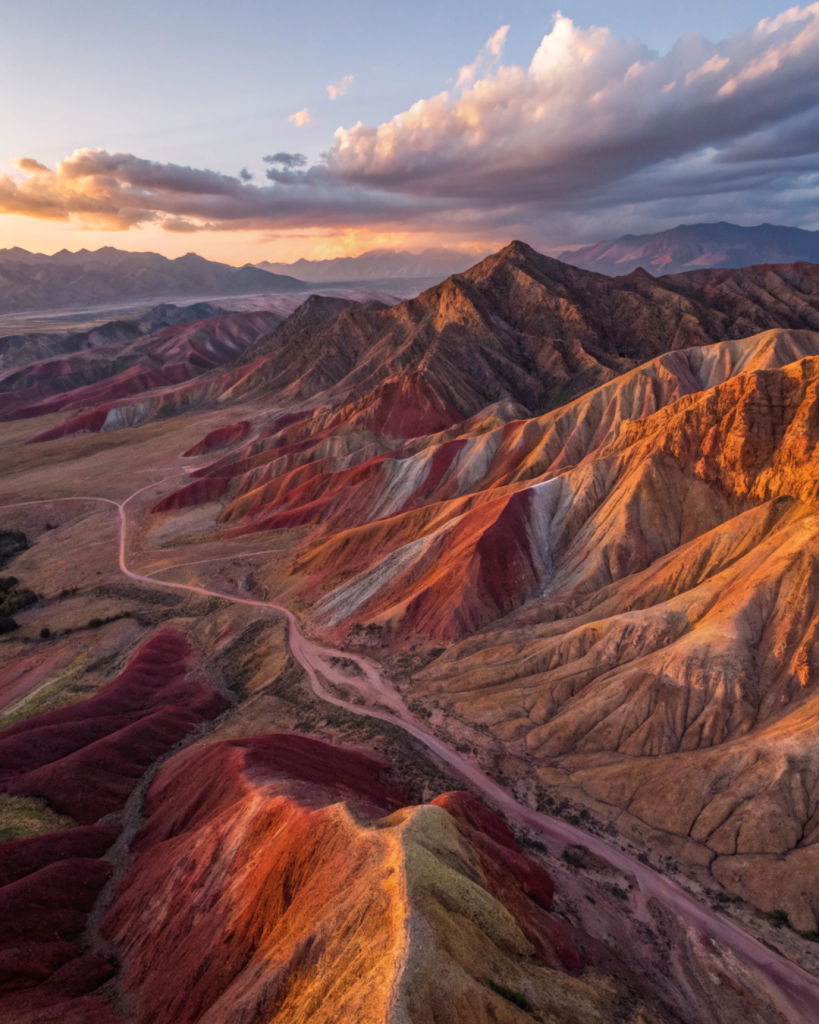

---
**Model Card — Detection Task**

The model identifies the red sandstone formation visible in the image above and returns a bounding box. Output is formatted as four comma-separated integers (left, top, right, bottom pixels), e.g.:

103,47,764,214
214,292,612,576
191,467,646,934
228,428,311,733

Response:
27,407,112,443
6,244,819,1018
0,630,227,822
1,311,278,438
0,631,228,1021
99,734,671,1023
182,420,251,456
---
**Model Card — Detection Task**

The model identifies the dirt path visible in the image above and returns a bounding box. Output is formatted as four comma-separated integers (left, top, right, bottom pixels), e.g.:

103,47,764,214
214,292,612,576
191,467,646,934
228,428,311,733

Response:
3,487,819,1023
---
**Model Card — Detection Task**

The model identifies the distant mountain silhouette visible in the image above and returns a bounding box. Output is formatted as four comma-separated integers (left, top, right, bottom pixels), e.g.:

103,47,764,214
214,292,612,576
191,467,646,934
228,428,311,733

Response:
255,247,486,282
0,246,306,313
560,221,819,277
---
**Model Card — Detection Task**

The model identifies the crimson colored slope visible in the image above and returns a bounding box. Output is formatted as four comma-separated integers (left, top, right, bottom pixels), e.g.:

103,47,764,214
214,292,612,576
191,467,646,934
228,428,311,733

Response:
100,734,589,1023
0,630,228,823
0,629,227,1021
0,828,122,1021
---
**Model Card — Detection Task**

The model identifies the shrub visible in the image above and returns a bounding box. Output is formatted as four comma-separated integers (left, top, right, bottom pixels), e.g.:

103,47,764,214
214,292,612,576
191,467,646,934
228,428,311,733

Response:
562,845,587,868
769,909,790,929
0,531,27,570
40,627,51,639
1,588,36,617
88,617,104,629
0,616,18,635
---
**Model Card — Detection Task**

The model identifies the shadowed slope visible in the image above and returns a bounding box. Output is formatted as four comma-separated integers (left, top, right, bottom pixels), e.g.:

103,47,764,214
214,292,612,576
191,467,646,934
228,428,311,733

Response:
20,244,819,448
226,243,819,424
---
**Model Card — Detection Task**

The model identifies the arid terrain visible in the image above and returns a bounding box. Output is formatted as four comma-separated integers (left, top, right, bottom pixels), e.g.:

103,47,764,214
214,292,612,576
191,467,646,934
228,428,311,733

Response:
2,242,819,1022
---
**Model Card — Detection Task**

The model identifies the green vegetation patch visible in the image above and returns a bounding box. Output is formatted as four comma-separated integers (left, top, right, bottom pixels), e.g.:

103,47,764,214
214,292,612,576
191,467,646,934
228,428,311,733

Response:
0,793,76,842
0,653,99,729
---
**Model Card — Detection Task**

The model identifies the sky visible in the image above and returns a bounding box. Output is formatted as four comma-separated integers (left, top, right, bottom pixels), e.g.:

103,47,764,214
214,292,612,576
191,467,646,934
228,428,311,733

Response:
1,0,818,264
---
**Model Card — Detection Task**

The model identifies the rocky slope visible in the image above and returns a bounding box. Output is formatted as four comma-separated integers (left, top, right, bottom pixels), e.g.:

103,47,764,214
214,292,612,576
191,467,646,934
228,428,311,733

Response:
0,365,816,1021
7,241,819,1004
227,241,819,420
14,242,819,452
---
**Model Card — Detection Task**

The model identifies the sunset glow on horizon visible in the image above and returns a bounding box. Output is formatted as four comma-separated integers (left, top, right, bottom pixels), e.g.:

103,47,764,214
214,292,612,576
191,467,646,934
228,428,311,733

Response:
0,213,495,266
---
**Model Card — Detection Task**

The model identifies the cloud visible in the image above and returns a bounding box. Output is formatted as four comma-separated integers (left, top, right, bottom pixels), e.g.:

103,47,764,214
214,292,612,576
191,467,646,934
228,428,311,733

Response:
328,7,819,207
14,158,53,175
327,75,354,100
238,167,253,182
456,26,509,90
685,53,731,85
289,108,314,127
264,152,308,168
162,216,201,233
0,146,436,232
3,6,819,244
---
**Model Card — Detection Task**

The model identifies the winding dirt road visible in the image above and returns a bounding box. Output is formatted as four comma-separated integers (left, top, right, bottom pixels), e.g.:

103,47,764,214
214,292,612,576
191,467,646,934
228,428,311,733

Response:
2,486,819,1023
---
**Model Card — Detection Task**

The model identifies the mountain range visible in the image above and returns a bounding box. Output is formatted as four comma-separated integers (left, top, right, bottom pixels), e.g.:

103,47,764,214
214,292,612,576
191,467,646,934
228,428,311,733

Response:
4,225,817,320
561,221,819,276
2,241,819,1022
0,246,305,314
255,246,485,282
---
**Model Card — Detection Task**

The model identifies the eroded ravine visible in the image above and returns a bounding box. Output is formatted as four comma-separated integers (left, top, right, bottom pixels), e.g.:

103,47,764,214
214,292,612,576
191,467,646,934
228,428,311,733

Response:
2,486,819,1024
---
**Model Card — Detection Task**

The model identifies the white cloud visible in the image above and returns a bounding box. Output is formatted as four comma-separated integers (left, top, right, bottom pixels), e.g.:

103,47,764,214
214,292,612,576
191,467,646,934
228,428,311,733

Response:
456,25,509,89
327,75,354,101
289,108,314,127
3,6,819,244
329,8,819,204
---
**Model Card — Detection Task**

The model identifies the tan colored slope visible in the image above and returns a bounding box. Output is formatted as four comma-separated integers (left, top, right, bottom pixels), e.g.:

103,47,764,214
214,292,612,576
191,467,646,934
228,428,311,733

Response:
408,360,819,929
